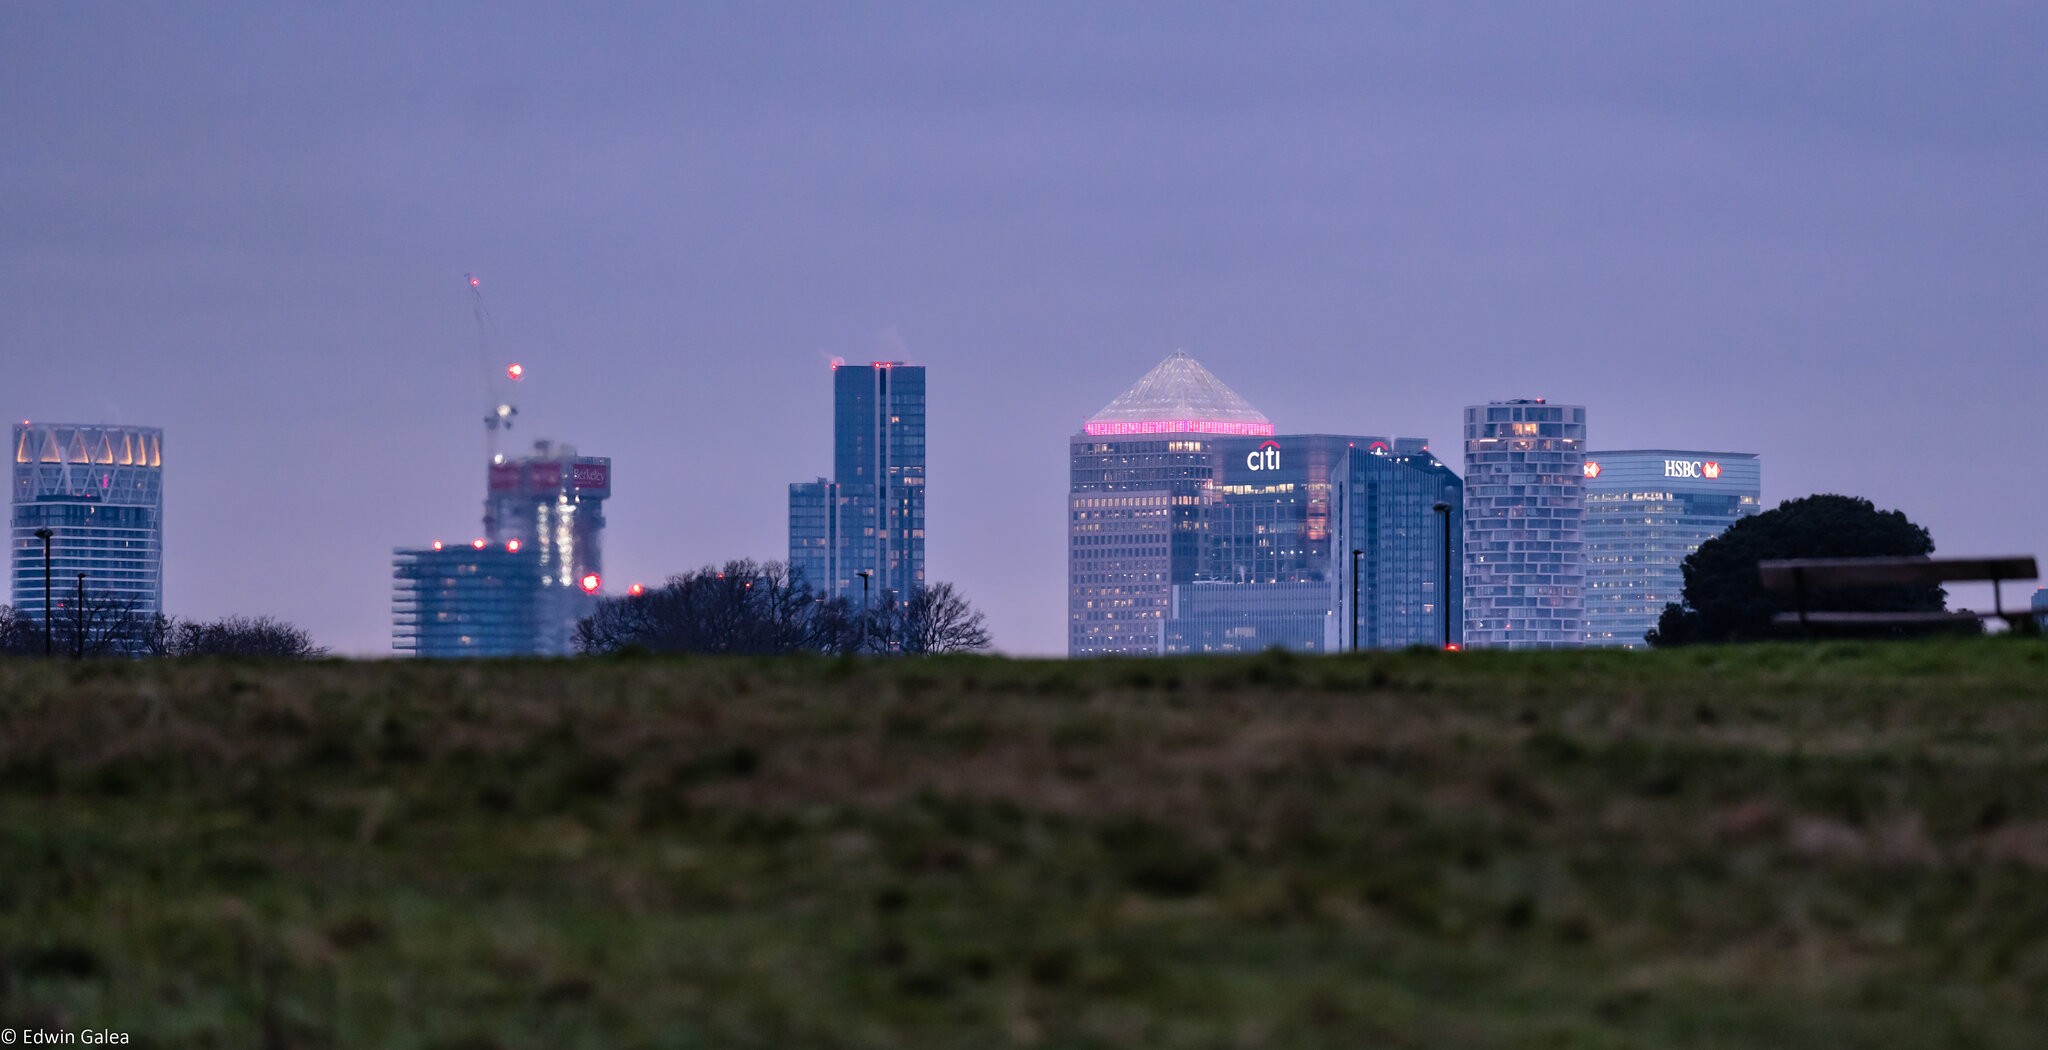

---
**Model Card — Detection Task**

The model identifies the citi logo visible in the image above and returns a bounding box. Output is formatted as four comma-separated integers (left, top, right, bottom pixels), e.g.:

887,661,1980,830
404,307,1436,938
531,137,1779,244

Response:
1246,441,1281,471
1665,459,1722,479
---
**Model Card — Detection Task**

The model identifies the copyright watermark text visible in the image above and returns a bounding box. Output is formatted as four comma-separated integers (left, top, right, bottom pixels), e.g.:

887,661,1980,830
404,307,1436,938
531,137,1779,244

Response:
0,1031,132,1045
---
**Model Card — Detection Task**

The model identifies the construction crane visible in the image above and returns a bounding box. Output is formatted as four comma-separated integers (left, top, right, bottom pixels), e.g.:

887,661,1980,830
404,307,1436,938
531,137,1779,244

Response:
466,273,523,463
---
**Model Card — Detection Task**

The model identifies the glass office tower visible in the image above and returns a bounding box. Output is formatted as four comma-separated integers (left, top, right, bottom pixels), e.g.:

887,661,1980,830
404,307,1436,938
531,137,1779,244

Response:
1069,351,1272,656
1163,434,1380,654
392,542,546,657
788,362,925,603
1070,352,1465,656
1582,450,1761,647
1331,443,1464,651
1463,400,1587,649
11,422,165,622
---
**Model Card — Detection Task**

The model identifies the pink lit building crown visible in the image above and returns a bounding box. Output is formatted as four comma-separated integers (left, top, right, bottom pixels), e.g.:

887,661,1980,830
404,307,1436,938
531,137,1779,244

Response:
1082,350,1273,437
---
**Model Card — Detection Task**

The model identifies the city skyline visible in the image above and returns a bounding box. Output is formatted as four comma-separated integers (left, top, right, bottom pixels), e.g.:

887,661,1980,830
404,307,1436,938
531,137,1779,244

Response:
5,6,2043,654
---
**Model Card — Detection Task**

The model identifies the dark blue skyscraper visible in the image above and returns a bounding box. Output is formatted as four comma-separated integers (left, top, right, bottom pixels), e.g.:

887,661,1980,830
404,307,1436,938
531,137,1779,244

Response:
1331,443,1464,650
790,362,926,603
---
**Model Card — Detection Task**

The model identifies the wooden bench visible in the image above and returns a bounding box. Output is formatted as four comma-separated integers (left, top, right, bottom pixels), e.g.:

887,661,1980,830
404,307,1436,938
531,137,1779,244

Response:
1758,556,2039,633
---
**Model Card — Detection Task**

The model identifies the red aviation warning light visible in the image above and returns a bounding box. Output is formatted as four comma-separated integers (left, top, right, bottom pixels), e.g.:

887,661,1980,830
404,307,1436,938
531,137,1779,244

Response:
1445,643,1462,652
506,363,524,381
628,583,646,597
431,540,444,551
471,538,488,550
580,573,602,594
506,539,522,552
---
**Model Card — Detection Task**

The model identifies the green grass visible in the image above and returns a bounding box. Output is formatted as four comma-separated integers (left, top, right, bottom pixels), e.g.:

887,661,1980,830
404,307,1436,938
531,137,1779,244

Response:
5,640,2048,1047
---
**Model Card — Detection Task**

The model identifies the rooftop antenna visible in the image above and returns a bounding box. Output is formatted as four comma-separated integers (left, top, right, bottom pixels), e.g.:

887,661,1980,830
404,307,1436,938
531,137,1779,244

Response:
466,273,522,464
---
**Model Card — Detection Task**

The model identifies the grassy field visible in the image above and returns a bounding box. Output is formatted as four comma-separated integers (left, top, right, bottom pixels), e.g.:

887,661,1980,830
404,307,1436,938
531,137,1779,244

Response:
4,640,2048,1048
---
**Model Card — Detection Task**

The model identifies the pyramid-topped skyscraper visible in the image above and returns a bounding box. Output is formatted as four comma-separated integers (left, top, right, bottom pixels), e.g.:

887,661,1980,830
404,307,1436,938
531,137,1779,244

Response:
1083,350,1275,437
1068,351,1460,657
1067,351,1273,656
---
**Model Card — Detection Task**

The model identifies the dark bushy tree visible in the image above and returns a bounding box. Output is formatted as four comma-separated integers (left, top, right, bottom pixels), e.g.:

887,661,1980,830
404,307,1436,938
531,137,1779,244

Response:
577,559,818,655
1648,493,1943,646
577,561,993,656
168,616,328,658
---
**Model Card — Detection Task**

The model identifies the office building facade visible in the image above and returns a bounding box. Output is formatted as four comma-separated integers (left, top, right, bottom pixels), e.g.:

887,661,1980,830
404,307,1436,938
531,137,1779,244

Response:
483,439,610,653
1463,400,1586,649
1070,352,1459,656
1331,443,1464,651
1070,351,1273,655
788,362,925,603
11,422,164,622
1582,450,1762,648
392,542,546,657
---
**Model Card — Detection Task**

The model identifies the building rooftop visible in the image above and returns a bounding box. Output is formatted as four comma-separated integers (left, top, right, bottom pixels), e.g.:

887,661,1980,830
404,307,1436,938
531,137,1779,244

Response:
1084,351,1275,437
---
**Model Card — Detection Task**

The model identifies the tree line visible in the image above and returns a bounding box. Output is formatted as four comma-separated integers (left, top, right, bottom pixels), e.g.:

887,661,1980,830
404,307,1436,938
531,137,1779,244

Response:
0,596,326,659
575,559,991,656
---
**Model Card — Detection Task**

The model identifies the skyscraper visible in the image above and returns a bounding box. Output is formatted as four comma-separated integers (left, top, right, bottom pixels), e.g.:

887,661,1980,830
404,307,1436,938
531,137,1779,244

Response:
1069,351,1271,656
1463,400,1587,649
1070,353,1461,656
788,362,926,603
1331,442,1464,651
484,439,610,654
11,422,164,623
393,438,609,657
1582,450,1761,647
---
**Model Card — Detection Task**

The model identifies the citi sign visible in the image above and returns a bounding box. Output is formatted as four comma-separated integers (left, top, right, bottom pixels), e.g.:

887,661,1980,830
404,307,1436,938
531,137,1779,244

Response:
1665,459,1721,480
1245,441,1282,471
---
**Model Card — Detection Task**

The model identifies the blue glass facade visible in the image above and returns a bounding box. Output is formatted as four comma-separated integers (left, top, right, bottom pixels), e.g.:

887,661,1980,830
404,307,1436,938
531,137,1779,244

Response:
1463,400,1587,649
11,423,164,622
392,544,548,657
1331,445,1463,650
789,363,925,603
1582,450,1762,648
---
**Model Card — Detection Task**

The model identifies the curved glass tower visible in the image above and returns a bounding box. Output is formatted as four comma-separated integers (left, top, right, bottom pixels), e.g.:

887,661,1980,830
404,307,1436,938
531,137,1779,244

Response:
11,422,165,621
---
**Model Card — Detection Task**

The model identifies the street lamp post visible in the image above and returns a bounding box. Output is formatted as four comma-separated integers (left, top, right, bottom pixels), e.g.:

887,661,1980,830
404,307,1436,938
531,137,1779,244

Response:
1349,549,1363,653
33,527,52,657
1432,502,1453,650
74,571,87,660
856,570,873,654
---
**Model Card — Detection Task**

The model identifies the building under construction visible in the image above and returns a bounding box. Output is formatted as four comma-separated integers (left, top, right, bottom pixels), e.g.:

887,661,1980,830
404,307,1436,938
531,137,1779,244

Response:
390,277,612,657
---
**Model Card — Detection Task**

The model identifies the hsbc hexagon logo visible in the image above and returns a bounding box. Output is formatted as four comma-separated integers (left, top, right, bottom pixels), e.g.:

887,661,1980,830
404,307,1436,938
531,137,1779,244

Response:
1582,461,1601,479
1703,461,1721,479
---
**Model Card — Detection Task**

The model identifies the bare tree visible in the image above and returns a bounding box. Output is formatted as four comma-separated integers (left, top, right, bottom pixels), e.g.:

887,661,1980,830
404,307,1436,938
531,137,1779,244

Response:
896,582,993,654
48,587,144,658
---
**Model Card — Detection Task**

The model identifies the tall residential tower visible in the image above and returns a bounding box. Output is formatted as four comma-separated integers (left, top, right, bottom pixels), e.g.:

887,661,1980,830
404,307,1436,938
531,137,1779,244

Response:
11,422,164,622
789,362,926,603
1462,400,1586,649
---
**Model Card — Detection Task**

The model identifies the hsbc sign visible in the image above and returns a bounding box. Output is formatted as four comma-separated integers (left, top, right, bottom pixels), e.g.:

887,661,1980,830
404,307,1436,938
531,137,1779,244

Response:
1665,459,1722,480
1245,441,1282,471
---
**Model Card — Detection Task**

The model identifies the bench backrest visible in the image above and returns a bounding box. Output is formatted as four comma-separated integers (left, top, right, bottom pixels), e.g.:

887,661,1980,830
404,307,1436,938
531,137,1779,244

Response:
1758,556,2038,591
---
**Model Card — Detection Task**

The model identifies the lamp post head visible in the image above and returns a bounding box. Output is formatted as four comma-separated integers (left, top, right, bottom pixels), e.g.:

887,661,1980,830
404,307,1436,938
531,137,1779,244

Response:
33,528,51,541
1432,502,1451,514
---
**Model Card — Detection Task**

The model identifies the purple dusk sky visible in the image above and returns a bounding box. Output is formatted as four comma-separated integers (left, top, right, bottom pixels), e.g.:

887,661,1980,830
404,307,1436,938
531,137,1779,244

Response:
4,5,2044,655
